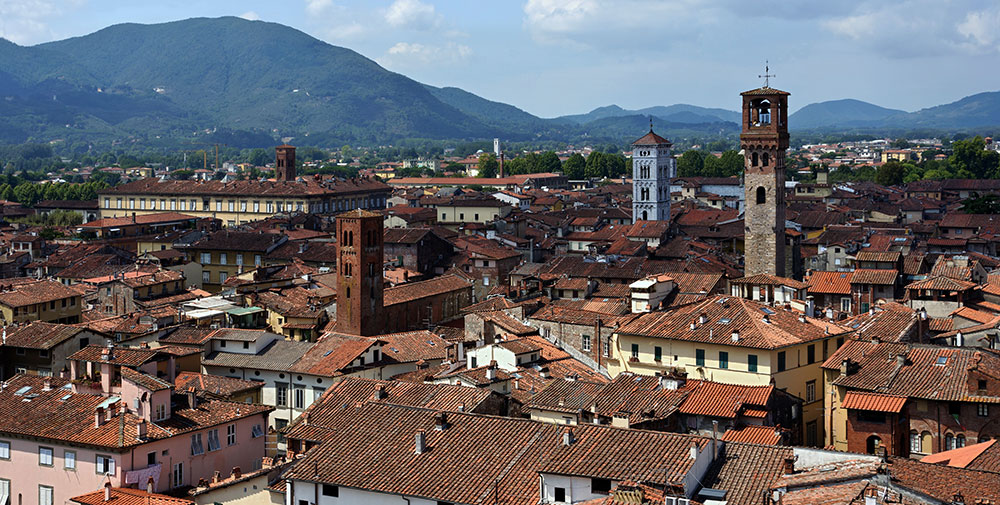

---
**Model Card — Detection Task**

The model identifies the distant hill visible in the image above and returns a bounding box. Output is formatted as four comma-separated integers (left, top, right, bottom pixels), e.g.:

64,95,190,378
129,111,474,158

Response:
900,91,1000,128
789,99,905,129
1,17,999,148
557,104,740,125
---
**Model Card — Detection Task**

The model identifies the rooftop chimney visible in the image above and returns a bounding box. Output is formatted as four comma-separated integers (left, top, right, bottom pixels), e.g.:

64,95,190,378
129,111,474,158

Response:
146,477,154,494
415,430,426,454
95,407,104,428
896,353,907,368
434,412,448,431
137,421,147,439
187,389,198,409
782,456,796,475
699,313,708,324
232,467,242,479
42,378,52,391
731,330,740,343
485,360,498,380
689,442,698,460
104,482,112,502
373,385,387,400
562,430,574,446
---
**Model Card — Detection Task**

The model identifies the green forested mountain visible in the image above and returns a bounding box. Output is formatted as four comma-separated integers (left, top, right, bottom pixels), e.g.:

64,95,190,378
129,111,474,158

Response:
1,17,999,150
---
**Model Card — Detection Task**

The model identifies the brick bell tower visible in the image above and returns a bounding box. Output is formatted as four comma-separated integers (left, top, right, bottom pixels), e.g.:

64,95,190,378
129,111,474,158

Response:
275,144,296,182
335,209,385,336
741,75,789,277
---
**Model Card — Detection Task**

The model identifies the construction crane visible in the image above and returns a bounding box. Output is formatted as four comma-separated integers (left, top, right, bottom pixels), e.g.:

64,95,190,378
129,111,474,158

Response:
185,142,227,171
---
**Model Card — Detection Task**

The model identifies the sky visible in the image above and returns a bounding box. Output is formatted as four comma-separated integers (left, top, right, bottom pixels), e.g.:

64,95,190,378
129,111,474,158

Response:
1,0,998,118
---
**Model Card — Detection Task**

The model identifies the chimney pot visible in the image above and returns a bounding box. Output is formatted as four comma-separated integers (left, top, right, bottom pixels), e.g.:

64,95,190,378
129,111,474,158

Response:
415,430,426,454
783,456,796,475
104,482,112,502
232,466,241,479
434,412,448,431
146,477,154,494
95,407,104,428
562,430,574,446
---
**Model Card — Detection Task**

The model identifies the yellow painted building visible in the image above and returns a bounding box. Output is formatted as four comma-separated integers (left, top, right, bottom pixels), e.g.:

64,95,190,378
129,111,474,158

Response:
98,177,391,227
0,279,83,324
185,231,289,292
608,295,851,447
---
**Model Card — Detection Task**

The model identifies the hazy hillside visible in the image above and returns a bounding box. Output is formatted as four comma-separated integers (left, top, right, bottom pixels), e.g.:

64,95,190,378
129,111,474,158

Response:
789,99,905,129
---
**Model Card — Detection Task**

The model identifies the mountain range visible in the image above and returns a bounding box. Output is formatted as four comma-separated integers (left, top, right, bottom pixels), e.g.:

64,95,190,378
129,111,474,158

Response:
0,17,999,149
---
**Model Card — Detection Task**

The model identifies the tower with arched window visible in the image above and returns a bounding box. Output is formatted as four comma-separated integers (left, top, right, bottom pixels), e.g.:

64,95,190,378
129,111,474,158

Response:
741,85,789,277
335,209,385,335
631,127,675,224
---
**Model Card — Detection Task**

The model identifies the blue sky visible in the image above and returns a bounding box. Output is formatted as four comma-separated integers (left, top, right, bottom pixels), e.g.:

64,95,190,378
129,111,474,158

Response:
2,0,998,118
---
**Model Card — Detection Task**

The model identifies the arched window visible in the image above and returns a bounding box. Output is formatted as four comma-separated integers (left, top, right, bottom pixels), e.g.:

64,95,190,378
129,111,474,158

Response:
946,433,955,450
866,435,882,455
348,230,353,245
922,431,932,453
642,210,648,221
762,152,770,167
909,431,920,453
751,152,758,167
756,187,766,205
957,434,966,448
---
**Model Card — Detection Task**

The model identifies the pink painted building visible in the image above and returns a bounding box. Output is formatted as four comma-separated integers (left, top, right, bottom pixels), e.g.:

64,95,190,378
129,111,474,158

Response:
0,371,271,505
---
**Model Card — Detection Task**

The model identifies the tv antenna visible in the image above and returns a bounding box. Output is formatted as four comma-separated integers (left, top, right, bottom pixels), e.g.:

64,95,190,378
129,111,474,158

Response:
759,61,775,87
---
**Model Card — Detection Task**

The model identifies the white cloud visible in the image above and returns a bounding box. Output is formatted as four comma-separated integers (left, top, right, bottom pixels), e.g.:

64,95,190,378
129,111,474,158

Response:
957,9,1000,53
239,11,261,21
0,0,60,44
384,0,441,30
380,41,472,67
522,0,711,48
305,0,333,16
303,0,368,41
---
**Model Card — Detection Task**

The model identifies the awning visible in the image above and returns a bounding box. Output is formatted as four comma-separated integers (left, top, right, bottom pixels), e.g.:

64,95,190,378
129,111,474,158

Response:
842,391,907,413
227,306,264,316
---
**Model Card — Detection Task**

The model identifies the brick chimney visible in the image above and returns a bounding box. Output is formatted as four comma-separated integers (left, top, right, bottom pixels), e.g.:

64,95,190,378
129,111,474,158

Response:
434,411,448,431
783,456,796,475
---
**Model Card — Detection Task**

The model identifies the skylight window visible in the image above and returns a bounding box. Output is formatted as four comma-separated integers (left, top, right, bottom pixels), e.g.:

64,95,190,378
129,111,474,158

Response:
935,356,948,365
718,318,731,324
14,386,31,395
761,307,776,315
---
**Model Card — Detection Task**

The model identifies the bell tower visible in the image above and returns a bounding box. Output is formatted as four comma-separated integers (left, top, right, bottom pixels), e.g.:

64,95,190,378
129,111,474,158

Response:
275,144,296,182
631,124,675,224
740,76,789,277
335,209,385,336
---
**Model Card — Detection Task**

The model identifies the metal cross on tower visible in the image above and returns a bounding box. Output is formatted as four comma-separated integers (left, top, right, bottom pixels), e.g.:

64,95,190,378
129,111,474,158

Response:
759,61,775,87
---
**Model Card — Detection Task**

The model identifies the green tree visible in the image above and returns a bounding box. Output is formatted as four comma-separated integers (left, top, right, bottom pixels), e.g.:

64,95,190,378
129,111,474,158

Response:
875,161,906,186
960,194,1000,214
949,136,1000,179
585,152,605,178
563,153,585,179
477,153,498,178
676,150,706,177
717,150,744,177
537,151,562,173
892,138,911,149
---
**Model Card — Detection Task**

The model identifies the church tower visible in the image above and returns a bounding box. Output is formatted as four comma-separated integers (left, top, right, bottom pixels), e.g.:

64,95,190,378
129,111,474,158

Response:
741,83,789,277
335,209,385,336
631,127,675,223
275,144,296,182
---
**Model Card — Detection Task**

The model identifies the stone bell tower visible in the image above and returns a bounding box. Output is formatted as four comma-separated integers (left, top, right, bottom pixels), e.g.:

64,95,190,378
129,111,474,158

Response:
741,78,789,277
631,124,675,224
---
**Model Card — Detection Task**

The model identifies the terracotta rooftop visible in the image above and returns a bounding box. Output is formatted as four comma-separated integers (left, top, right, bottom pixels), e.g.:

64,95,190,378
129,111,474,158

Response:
617,295,850,350
840,391,907,413
100,176,389,198
384,274,471,306
174,371,263,397
632,130,672,146
719,425,783,445
849,268,898,285
0,321,89,350
71,487,194,505
0,279,81,307
806,271,853,295
80,212,197,229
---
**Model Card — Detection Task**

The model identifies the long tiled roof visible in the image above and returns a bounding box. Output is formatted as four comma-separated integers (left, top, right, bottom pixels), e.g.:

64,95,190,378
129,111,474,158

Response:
888,456,1000,502
80,212,197,229
71,487,194,505
384,274,472,306
526,379,606,413
841,391,907,413
1,321,87,350
203,339,313,372
174,372,263,397
290,334,377,376
828,341,1000,402
678,381,774,418
720,425,783,445
0,375,272,450
68,345,161,366
806,271,852,295
284,402,710,504
849,269,898,285
700,443,793,505
0,279,81,307
904,275,977,292
100,176,389,198
617,295,850,350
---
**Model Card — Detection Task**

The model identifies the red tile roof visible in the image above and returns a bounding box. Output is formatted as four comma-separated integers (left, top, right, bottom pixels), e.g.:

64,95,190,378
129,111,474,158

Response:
71,487,194,505
632,130,672,146
80,212,198,229
841,391,907,413
806,271,853,295
383,274,471,306
849,269,898,285
720,425,783,445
